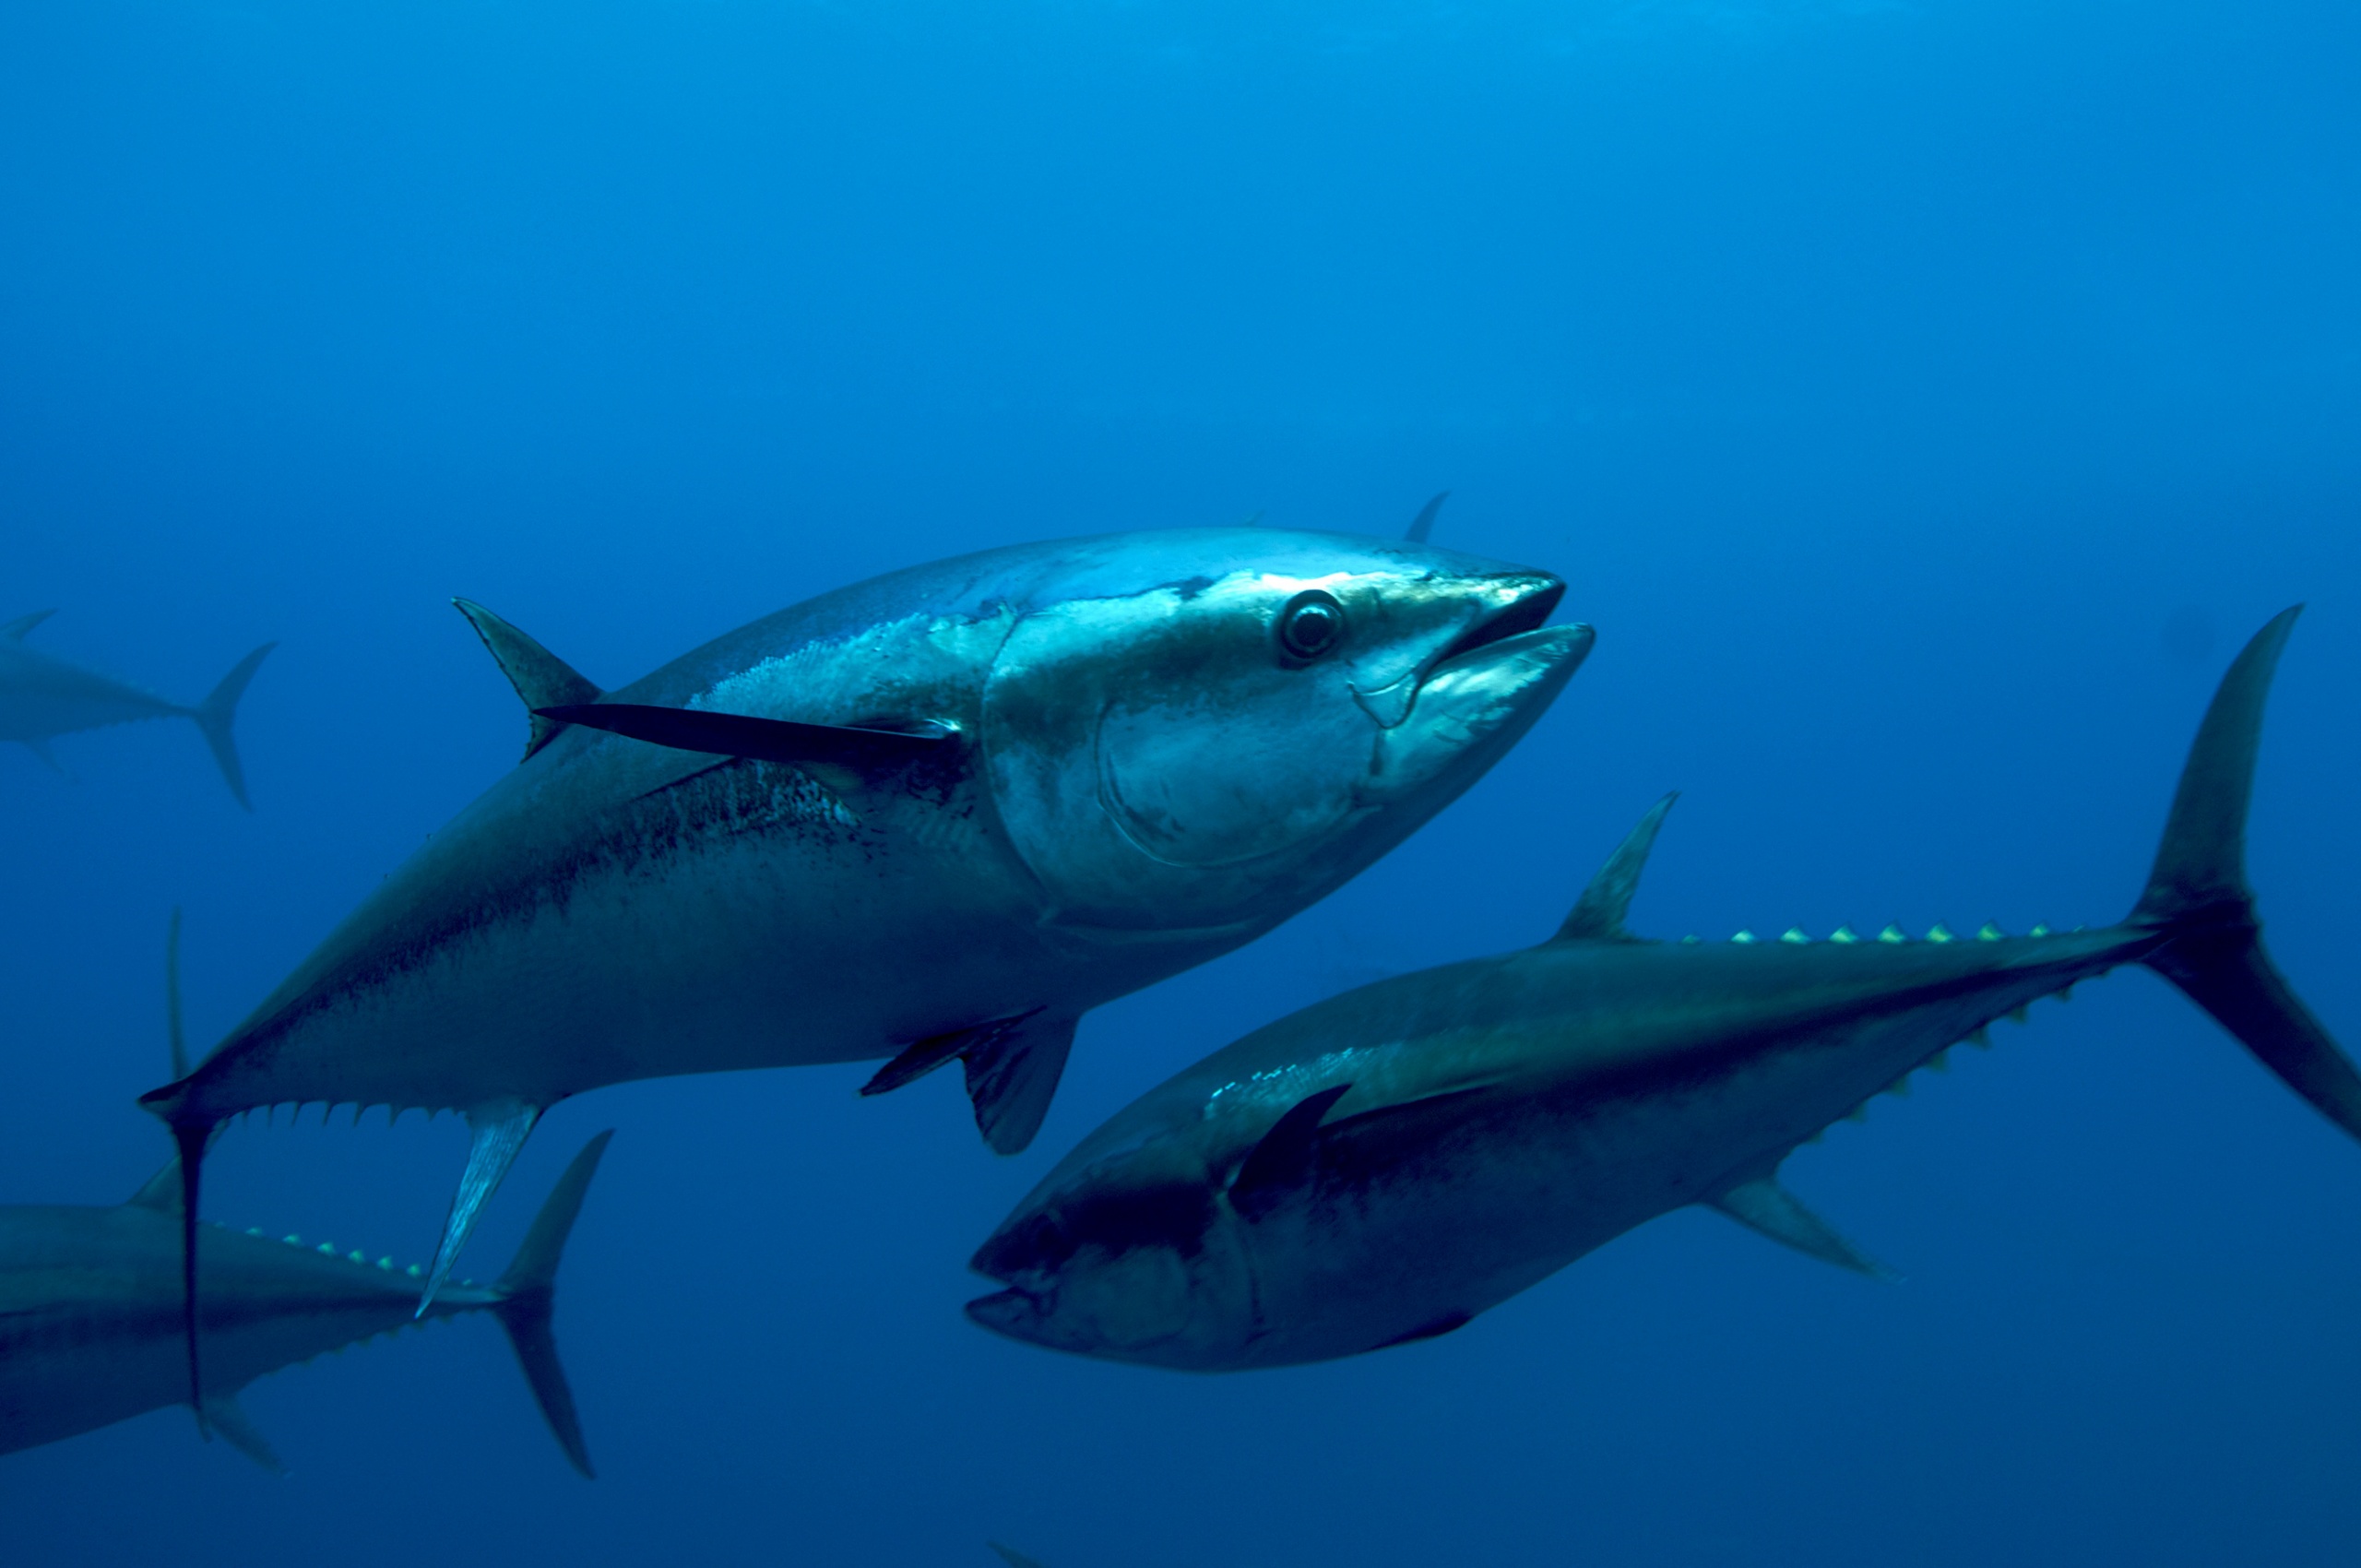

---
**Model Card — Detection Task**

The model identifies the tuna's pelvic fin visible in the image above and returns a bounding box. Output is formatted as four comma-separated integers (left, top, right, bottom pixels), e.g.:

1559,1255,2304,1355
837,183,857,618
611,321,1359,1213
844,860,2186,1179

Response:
420,1099,542,1316
2,608,55,640
200,1394,285,1475
536,703,953,774
1405,491,1450,544
862,1009,1077,1155
20,737,64,775
1711,1175,1894,1281
1229,1084,1353,1222
1554,793,1679,944
492,1130,612,1479
452,599,603,763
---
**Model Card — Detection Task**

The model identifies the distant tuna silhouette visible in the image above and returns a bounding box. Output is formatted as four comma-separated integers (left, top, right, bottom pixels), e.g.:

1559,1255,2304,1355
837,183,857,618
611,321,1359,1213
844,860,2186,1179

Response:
0,610,274,807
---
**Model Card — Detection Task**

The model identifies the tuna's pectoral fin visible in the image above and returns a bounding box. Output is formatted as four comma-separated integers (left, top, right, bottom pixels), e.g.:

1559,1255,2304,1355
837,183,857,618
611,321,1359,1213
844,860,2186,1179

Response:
862,1010,1078,1156
1710,1176,1895,1281
199,1394,285,1475
1228,1084,1353,1222
419,1099,542,1317
452,600,603,763
537,702,955,776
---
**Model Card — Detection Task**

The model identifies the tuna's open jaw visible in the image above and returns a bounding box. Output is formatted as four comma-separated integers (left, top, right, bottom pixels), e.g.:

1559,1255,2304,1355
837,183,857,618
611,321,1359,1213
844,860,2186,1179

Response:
965,1285,1048,1344
1431,575,1565,675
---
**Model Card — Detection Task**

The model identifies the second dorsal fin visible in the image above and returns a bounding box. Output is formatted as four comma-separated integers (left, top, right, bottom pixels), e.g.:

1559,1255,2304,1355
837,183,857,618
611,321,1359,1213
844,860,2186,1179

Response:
453,600,602,762
1553,793,1678,943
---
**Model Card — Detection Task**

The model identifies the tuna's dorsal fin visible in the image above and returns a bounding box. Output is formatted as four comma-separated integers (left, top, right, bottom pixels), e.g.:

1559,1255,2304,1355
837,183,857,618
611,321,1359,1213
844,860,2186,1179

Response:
1709,1172,1893,1280
1405,491,1450,543
2,609,54,641
127,1160,183,1212
452,599,602,763
860,1009,1078,1156
1553,793,1679,944
1229,1083,1353,1221
199,1393,285,1475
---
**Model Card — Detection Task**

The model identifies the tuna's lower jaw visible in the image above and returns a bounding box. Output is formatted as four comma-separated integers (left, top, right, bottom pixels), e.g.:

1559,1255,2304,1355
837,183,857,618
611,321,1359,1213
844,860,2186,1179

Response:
966,1287,1050,1344
1371,622,1594,793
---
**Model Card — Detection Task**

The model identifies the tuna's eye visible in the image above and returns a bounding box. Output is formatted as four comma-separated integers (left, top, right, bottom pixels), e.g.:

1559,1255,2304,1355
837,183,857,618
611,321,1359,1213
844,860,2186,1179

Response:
1275,590,1346,664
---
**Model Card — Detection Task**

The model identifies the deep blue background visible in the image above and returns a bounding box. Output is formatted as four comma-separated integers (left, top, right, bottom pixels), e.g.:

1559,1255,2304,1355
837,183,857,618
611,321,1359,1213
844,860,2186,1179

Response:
5,1,2360,1563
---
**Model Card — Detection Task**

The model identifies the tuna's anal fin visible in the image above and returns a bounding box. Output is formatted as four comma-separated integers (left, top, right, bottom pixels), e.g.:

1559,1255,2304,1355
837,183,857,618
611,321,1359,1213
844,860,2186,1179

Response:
200,1393,285,1475
2,609,55,640
1710,1174,1894,1281
862,1010,1077,1156
1229,1084,1353,1221
492,1130,612,1479
453,600,603,763
1554,793,1678,944
420,1099,542,1316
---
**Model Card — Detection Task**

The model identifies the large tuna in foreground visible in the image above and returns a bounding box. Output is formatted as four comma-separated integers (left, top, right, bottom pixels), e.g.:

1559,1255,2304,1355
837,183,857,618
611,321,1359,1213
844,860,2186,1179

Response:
0,1133,611,1473
967,608,2357,1370
141,524,1588,1379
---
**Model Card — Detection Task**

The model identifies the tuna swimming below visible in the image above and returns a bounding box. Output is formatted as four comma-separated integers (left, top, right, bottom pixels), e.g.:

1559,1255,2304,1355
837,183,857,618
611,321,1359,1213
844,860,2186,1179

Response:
137,524,1590,1411
967,608,2358,1371
0,1132,611,1474
0,611,274,807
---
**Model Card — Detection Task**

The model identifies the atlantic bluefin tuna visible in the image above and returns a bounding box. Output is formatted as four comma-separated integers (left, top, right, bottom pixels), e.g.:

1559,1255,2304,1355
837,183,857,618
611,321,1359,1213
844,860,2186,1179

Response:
0,611,273,807
0,1132,611,1473
139,524,1590,1407
967,608,2357,1370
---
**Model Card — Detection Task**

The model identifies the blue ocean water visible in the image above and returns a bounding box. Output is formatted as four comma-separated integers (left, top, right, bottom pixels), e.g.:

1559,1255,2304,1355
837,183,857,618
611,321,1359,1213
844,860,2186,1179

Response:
4,0,2358,1562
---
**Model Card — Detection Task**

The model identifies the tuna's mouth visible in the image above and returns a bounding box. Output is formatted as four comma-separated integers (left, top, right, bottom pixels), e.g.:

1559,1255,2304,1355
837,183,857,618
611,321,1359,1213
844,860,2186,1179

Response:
966,1286,1050,1342
1426,576,1566,677
1352,574,1572,731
